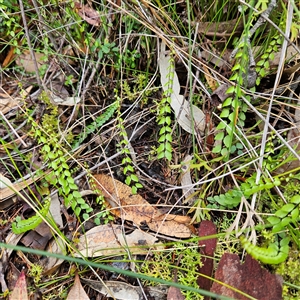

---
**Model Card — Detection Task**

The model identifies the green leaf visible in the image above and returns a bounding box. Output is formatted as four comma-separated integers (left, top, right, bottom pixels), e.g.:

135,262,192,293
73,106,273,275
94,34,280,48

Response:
229,73,238,81
223,135,232,148
222,97,233,107
165,151,172,161
125,177,131,185
267,216,281,225
215,131,224,141
220,108,230,118
131,186,137,194
226,86,235,94
232,64,240,71
280,217,292,227
212,144,222,154
291,208,299,221
275,204,295,218
216,121,227,130
291,195,300,204
221,148,229,156
131,174,139,182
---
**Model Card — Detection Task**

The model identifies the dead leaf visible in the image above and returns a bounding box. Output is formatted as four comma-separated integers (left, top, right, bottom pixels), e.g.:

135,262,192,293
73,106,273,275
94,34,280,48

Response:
202,64,218,91
74,224,163,258
74,2,101,27
210,83,231,108
210,253,283,300
93,174,192,238
66,273,89,300
82,279,139,299
0,96,19,114
197,221,217,300
81,278,168,300
195,16,244,37
180,155,197,205
159,41,205,135
51,95,81,106
15,51,45,73
41,237,66,275
9,270,28,300
167,286,185,300
49,193,63,229
0,174,44,209
2,46,15,67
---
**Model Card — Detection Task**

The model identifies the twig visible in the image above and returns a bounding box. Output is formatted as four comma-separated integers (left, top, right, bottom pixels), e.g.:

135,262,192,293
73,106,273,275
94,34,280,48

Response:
18,0,45,90
0,111,27,147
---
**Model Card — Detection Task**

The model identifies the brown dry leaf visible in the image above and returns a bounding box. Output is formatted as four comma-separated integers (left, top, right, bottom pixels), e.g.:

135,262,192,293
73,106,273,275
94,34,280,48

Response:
210,253,283,300
74,224,163,258
93,174,192,238
2,46,15,67
197,221,217,300
195,16,244,37
74,2,101,27
15,51,45,73
9,270,28,300
167,286,185,300
66,273,89,300
0,174,44,207
0,95,19,114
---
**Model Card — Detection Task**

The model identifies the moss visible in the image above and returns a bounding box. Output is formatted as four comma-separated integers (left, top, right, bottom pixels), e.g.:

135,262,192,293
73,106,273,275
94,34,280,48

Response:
139,240,204,299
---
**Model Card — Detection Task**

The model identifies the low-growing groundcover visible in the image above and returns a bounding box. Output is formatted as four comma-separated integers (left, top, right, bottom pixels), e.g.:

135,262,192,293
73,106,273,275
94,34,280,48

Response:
0,0,300,299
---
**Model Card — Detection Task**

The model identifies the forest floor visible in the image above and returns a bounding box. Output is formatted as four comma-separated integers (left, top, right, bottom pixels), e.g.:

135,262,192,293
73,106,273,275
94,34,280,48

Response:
0,1,300,299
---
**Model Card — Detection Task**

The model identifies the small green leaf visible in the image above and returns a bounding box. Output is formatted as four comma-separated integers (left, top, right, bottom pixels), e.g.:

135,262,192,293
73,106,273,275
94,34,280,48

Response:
216,121,227,130
215,131,224,141
226,86,235,94
267,216,281,225
223,135,232,148
165,151,172,161
131,174,139,182
212,144,222,153
229,73,238,81
220,108,230,118
222,97,233,107
131,186,137,194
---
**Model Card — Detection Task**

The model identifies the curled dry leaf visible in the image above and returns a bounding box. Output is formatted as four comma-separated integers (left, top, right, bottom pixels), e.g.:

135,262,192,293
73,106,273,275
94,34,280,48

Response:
93,174,192,238
74,2,101,27
74,224,163,258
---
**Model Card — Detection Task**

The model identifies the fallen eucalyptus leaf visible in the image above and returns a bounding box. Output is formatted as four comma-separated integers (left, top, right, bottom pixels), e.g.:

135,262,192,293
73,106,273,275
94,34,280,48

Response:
75,224,163,258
